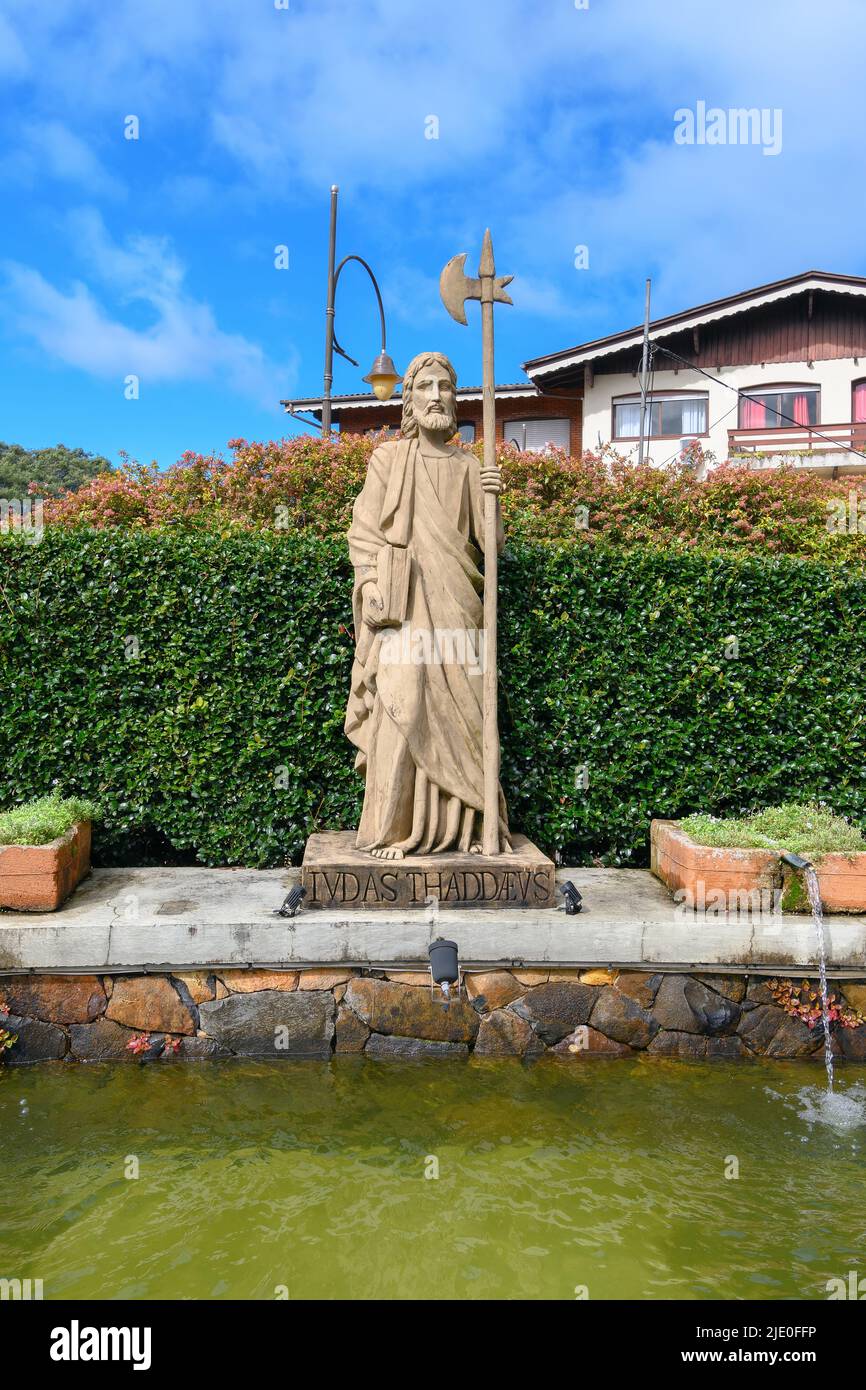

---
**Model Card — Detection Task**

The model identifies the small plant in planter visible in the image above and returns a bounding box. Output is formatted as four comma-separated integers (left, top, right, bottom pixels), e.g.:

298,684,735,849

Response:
678,804,866,857
0,793,99,912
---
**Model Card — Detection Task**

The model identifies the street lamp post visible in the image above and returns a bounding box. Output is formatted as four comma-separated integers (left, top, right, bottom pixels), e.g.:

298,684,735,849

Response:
321,185,401,435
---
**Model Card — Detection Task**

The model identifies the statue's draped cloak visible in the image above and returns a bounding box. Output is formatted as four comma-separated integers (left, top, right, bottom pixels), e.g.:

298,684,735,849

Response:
345,439,508,853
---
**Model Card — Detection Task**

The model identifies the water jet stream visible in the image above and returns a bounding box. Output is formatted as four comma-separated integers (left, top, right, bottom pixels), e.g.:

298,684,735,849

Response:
803,864,834,1091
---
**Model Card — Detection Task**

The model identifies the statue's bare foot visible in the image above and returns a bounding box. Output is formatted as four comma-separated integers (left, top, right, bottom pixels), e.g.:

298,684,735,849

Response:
370,846,404,860
469,839,514,855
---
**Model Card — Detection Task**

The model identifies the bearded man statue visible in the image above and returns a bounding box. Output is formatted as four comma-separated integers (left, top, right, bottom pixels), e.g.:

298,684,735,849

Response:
345,351,512,860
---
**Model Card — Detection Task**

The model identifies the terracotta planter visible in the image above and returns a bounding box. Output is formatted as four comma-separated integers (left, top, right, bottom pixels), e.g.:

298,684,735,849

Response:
809,853,866,913
651,819,778,906
651,819,866,913
0,821,91,912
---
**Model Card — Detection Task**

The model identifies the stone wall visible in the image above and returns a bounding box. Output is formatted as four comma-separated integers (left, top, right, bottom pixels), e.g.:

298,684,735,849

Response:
2,968,866,1064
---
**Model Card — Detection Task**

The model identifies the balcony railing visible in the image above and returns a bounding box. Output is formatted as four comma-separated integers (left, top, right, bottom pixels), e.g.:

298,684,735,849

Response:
728,421,866,455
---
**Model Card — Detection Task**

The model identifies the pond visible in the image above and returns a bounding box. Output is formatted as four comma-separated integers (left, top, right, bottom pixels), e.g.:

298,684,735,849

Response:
3,1058,865,1301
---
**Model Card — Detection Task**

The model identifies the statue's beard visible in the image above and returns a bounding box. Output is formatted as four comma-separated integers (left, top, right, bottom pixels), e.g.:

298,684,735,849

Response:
418,405,457,436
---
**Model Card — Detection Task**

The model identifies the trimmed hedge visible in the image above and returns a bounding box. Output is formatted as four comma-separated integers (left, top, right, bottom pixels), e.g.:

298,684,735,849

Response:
1,530,865,867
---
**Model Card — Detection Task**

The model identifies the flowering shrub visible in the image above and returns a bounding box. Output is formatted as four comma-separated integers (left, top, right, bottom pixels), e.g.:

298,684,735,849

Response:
768,979,865,1030
45,438,372,536
42,434,866,559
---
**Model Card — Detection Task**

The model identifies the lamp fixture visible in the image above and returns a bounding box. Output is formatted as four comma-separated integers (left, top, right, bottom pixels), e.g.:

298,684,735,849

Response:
428,937,460,1003
363,350,401,402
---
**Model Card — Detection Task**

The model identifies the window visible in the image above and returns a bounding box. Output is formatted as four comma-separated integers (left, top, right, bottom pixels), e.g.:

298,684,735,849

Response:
852,380,866,423
738,385,819,430
612,393,708,440
456,421,476,444
504,418,570,452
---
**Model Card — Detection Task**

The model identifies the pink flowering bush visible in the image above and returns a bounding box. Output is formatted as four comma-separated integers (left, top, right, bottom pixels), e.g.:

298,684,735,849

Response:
42,433,866,558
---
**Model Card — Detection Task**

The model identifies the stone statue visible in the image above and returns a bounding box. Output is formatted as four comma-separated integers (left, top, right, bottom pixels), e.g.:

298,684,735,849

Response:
345,351,512,860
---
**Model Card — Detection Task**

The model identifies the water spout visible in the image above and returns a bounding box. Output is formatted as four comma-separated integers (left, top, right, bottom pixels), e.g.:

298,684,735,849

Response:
780,850,812,873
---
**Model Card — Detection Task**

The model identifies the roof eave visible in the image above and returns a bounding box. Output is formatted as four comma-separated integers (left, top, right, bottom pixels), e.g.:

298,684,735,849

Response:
281,383,543,414
523,272,866,379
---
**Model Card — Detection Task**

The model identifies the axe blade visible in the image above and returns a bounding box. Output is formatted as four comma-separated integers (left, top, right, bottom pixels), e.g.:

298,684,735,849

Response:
494,274,514,306
439,252,481,326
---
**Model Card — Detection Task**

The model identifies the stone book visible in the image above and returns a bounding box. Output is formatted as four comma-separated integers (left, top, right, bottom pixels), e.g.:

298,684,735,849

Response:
376,543,411,626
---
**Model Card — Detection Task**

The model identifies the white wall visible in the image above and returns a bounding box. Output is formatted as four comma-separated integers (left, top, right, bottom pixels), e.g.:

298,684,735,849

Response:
582,356,863,467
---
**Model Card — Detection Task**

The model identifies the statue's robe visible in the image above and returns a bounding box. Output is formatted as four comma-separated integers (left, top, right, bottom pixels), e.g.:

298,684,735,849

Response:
345,438,509,854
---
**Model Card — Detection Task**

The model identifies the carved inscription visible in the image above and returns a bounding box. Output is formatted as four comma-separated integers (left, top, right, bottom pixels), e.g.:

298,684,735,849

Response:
305,866,553,908
300,832,558,911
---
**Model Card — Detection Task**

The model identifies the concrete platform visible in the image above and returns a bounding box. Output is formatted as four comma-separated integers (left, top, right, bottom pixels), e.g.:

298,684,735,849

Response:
0,865,865,975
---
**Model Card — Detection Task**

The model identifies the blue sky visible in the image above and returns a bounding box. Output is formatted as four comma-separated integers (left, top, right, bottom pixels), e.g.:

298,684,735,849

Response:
2,0,865,468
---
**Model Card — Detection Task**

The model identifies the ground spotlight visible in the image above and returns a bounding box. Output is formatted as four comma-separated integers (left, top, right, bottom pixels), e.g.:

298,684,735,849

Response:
559,880,583,915
274,885,307,918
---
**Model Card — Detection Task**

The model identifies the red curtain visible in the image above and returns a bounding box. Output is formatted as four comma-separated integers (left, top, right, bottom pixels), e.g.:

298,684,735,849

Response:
791,393,811,427
740,396,766,428
854,382,866,423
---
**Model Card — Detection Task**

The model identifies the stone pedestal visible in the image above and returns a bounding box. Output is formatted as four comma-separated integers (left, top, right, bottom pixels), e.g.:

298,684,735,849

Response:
301,831,557,910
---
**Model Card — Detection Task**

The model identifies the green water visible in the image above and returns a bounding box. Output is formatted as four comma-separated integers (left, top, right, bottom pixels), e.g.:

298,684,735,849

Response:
3,1058,865,1301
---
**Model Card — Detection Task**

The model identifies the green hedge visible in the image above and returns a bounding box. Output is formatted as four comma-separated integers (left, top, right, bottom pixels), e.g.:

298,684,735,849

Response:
1,530,865,866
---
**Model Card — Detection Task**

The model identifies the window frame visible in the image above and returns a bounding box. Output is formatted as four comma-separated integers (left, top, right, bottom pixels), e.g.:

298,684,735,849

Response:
851,377,866,424
503,417,571,453
611,389,710,443
737,382,821,430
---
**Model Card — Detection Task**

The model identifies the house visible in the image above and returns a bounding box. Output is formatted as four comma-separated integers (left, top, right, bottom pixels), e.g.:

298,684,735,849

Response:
282,271,866,473
282,381,583,455
523,270,866,474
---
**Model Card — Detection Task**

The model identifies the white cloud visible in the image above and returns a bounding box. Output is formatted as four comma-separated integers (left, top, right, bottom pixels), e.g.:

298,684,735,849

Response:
67,208,184,298
2,212,294,406
3,0,866,347
0,121,119,195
